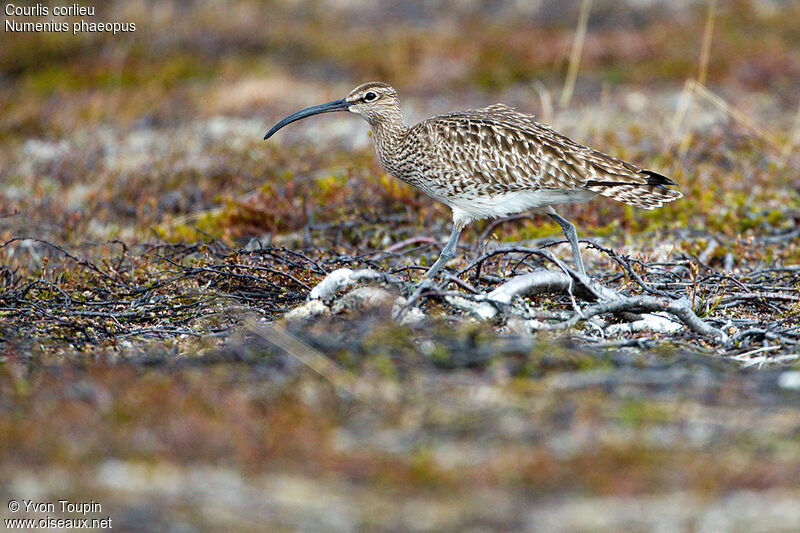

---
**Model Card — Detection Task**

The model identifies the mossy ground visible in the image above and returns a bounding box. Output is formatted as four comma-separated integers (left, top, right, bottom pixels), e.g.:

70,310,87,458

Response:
2,1,800,530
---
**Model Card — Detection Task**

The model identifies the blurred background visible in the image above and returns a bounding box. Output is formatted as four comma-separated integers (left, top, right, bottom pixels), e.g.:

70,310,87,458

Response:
2,0,799,244
2,1,800,531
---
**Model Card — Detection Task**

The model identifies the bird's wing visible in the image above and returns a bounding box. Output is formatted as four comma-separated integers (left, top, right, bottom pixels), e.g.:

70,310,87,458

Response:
411,105,672,194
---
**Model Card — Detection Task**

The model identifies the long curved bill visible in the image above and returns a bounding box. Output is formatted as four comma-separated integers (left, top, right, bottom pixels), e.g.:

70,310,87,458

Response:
264,98,349,139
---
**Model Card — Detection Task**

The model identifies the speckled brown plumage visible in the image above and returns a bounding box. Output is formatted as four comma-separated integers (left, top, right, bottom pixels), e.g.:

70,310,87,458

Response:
265,81,682,278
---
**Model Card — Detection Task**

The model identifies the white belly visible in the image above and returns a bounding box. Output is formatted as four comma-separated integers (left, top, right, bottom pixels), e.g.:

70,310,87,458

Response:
448,188,596,226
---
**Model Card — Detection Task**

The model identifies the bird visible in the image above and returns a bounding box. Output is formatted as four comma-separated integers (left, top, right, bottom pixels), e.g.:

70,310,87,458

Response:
264,82,681,279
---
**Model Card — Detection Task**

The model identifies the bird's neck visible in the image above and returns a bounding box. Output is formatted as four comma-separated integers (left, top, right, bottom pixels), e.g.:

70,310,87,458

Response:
370,118,407,177
368,108,407,150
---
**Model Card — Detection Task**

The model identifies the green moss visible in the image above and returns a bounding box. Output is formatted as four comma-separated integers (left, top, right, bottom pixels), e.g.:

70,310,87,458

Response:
154,210,226,244
361,323,420,366
407,449,450,486
23,64,86,94
616,399,676,427
363,351,399,381
516,341,611,377
515,221,560,241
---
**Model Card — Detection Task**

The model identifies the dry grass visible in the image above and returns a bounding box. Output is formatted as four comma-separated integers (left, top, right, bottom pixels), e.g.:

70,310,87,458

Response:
559,0,593,109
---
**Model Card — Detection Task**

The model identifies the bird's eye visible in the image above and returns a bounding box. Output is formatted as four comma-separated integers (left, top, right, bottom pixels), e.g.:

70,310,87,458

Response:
363,91,378,102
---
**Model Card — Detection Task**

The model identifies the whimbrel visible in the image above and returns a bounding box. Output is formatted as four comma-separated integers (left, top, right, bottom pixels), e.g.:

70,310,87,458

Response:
264,82,681,278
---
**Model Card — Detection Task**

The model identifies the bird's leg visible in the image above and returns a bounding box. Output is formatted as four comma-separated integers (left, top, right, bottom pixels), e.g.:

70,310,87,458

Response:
546,207,587,277
423,225,462,279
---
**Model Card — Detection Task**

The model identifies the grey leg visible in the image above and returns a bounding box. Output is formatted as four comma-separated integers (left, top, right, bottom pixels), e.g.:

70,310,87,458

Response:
424,225,462,279
547,207,586,276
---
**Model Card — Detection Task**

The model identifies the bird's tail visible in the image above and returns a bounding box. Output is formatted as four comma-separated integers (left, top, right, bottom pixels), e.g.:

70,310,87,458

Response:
585,170,682,210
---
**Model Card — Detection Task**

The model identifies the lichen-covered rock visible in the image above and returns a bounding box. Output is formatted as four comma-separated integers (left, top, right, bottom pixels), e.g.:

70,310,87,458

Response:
284,299,330,321
331,286,395,314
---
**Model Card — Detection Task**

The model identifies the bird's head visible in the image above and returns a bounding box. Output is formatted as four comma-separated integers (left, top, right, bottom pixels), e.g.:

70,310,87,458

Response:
264,82,400,139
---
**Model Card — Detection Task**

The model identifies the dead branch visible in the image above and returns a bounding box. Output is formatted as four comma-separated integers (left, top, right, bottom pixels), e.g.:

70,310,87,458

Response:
558,295,727,342
308,268,401,301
